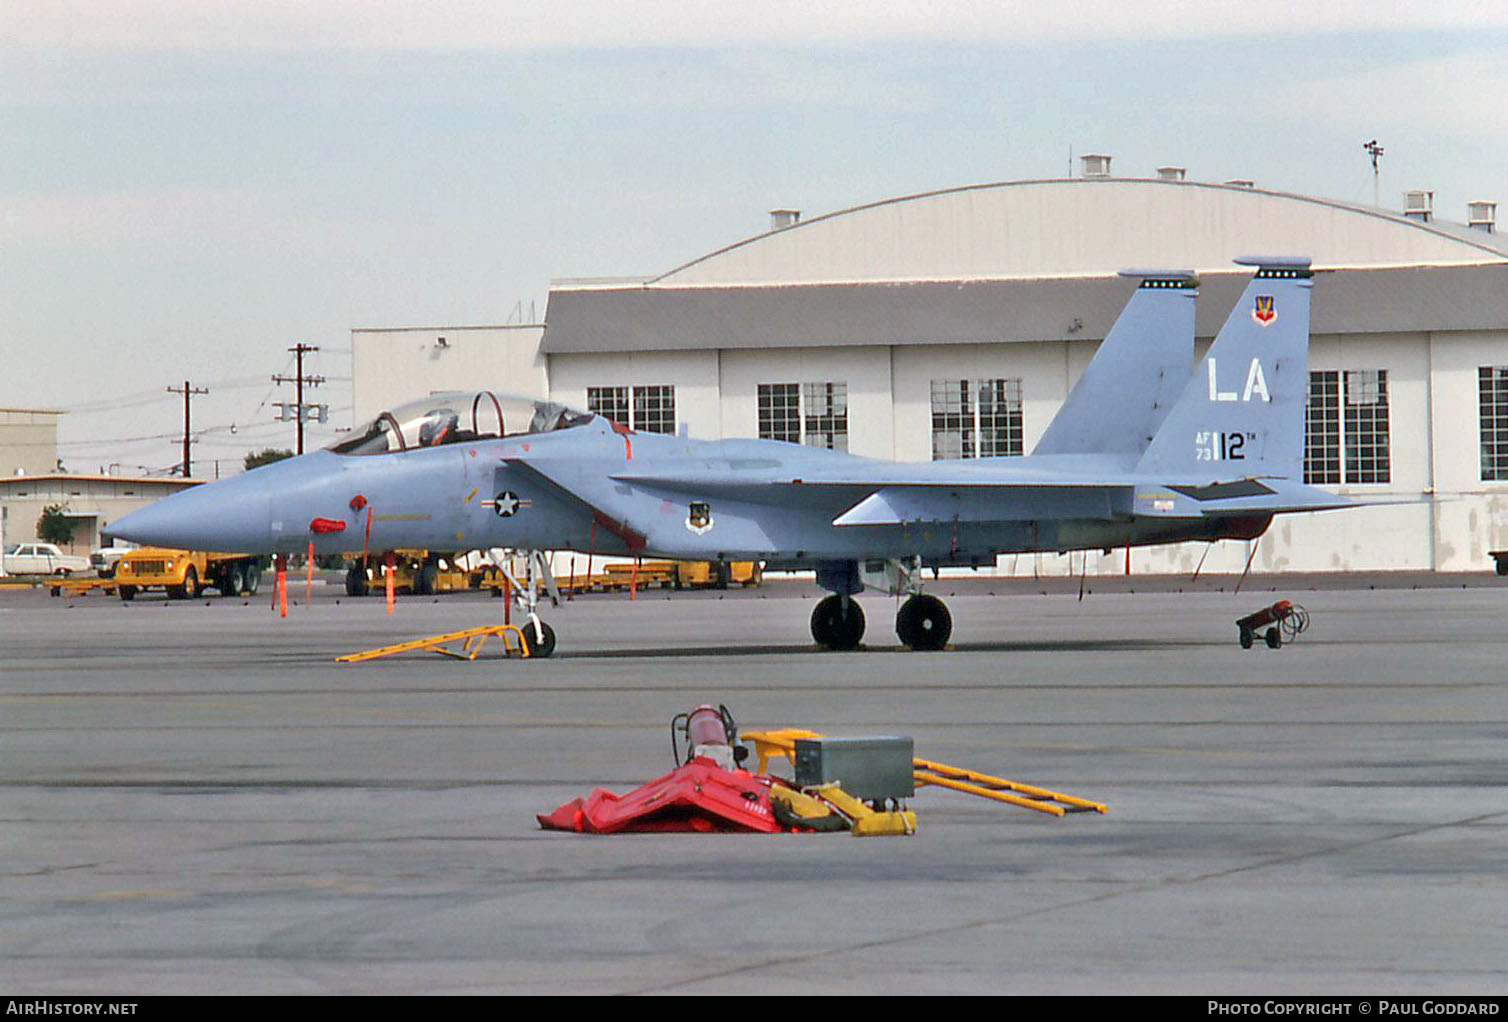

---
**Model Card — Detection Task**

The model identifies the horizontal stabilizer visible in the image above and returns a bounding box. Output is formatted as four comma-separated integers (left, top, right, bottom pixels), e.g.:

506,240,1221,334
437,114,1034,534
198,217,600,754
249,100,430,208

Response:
1132,478,1361,518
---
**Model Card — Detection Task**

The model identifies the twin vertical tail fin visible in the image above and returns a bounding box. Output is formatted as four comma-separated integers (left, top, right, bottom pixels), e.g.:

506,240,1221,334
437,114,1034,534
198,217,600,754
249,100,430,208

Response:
1033,270,1197,457
1135,257,1314,480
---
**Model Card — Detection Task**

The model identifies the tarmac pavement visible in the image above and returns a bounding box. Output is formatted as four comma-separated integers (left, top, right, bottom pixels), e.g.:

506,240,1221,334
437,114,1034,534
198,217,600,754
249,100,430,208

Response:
2,575,1506,995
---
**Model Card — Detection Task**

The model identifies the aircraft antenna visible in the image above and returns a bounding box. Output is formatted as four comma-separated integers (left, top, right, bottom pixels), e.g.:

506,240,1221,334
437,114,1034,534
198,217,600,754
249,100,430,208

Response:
1363,139,1384,208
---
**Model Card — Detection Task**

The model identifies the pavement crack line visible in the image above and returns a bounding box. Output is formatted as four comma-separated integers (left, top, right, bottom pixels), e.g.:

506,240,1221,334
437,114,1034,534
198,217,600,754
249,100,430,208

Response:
619,809,1507,995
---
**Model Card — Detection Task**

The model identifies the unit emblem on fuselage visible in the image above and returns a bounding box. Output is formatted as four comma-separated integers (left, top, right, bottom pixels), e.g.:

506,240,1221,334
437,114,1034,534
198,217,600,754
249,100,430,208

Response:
686,501,714,535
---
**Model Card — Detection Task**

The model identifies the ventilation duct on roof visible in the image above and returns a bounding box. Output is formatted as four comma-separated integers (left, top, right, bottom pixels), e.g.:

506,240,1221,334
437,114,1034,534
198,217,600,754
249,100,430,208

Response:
1080,154,1112,178
1467,201,1496,233
1224,179,1255,189
1157,166,1186,181
769,209,801,230
1404,190,1434,221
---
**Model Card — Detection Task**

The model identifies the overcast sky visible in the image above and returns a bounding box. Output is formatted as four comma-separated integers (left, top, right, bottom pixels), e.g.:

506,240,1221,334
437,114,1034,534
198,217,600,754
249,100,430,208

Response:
3,1,1506,476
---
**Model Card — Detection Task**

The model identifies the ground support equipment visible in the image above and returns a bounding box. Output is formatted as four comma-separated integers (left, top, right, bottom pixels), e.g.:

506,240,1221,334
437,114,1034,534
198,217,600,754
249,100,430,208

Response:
48,579,117,598
337,623,530,662
743,728,1107,818
1235,599,1310,649
912,759,1107,817
769,781,917,836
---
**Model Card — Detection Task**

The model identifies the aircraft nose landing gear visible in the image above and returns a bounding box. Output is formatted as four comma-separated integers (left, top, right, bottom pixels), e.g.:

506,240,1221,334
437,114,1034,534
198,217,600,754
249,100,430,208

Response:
896,593,952,651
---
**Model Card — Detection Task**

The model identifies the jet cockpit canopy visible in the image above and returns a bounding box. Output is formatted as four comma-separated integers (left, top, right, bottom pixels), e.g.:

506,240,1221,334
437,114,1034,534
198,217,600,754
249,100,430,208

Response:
328,392,595,456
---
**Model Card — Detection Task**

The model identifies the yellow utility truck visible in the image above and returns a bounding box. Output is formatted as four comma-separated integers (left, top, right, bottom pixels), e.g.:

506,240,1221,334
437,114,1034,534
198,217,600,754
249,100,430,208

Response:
114,548,264,600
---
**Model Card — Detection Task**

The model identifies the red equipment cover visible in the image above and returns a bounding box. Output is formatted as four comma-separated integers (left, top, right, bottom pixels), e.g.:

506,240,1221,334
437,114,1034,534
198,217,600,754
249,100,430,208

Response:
538,758,781,834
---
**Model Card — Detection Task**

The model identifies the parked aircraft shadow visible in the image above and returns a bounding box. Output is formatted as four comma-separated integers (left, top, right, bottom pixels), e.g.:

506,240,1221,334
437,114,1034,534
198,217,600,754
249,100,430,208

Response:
558,637,1225,659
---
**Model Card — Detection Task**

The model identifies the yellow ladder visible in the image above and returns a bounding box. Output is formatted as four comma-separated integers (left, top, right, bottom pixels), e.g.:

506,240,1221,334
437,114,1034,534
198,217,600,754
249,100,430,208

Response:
337,624,529,663
742,728,1107,818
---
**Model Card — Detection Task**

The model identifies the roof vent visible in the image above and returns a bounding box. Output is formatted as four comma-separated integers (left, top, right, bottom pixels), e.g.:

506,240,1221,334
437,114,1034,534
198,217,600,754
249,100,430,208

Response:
1467,201,1496,233
1404,189,1433,222
769,209,801,230
1080,153,1112,178
1224,179,1255,189
1156,166,1186,181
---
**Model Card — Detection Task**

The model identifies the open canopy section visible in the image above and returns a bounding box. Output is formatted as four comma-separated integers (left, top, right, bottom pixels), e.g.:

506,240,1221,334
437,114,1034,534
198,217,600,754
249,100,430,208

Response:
329,391,595,456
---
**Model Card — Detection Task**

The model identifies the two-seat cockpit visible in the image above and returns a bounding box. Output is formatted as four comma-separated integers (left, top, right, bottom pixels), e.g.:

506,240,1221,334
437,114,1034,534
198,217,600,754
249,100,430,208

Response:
328,392,596,456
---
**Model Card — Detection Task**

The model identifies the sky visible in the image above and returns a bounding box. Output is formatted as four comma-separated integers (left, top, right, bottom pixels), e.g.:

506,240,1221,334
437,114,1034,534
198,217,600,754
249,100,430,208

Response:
3,0,1506,478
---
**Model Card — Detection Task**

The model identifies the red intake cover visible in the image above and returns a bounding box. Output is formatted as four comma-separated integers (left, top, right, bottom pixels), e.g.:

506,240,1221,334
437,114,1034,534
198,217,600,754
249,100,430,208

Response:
537,759,780,834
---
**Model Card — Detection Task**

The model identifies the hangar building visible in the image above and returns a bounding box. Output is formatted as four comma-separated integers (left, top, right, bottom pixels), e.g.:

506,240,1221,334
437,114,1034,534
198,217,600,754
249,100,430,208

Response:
352,164,1508,576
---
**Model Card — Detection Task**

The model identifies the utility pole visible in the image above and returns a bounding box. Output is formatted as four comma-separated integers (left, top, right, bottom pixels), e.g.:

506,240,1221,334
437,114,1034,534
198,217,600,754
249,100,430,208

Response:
166,380,209,477
272,343,326,454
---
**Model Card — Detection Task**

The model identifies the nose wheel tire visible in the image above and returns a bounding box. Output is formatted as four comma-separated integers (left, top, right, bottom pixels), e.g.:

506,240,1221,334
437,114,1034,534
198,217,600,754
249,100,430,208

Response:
811,594,866,650
522,620,557,659
896,594,952,651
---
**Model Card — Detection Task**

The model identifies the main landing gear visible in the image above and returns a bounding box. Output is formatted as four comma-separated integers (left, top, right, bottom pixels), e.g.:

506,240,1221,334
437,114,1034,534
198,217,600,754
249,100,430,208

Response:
811,594,866,651
810,559,954,652
895,593,951,651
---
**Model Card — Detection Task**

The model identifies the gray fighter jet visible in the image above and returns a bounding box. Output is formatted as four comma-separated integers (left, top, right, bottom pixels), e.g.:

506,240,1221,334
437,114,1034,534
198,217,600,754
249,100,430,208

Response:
113,257,1352,655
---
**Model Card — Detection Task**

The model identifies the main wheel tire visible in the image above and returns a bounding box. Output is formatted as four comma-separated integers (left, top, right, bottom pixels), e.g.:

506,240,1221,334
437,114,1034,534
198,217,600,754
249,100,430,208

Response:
243,566,261,595
418,562,439,596
811,594,866,651
345,564,369,597
896,594,952,651
221,563,244,597
522,620,557,658
181,566,199,600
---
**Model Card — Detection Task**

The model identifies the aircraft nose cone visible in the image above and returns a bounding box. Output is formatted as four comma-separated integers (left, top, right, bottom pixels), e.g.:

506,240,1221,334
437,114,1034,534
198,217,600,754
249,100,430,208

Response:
112,474,273,552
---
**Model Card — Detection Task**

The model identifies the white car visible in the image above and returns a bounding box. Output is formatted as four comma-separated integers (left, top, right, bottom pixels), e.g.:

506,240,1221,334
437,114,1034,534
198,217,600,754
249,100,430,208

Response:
89,544,137,578
2,542,92,576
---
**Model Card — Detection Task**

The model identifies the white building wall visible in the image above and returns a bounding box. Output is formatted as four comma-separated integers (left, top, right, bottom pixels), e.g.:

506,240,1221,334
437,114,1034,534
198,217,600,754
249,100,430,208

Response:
352,325,546,422
1428,330,1508,569
547,349,722,439
717,346,895,458
890,341,1070,462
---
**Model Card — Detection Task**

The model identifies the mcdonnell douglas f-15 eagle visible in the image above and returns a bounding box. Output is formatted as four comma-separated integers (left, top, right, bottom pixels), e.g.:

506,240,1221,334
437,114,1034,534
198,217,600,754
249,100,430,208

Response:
114,257,1353,655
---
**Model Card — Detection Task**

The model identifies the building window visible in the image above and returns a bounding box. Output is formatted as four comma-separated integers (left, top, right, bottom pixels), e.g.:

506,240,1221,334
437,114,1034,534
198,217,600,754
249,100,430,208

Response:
1344,370,1390,484
632,385,676,434
757,381,848,450
587,385,676,434
757,383,801,443
586,386,629,428
1305,371,1341,485
930,378,1023,460
1481,366,1508,481
1305,369,1389,485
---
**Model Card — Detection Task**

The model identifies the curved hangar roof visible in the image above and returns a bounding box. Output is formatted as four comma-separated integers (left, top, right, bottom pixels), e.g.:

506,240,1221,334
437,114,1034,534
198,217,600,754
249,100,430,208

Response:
543,178,1508,354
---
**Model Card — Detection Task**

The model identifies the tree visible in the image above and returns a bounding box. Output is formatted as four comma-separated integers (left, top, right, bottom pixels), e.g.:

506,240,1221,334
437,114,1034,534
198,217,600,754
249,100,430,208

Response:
244,448,294,472
36,504,75,546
